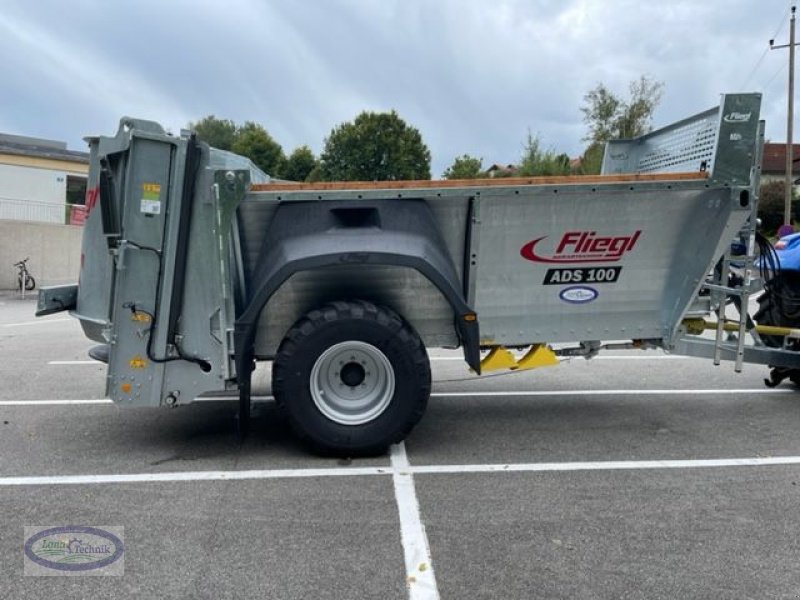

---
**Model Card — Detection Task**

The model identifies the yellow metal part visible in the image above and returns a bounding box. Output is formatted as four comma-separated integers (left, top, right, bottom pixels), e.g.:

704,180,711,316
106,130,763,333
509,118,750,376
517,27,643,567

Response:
682,318,800,338
479,344,559,373
480,346,518,372
131,311,152,323
129,355,147,369
515,344,559,370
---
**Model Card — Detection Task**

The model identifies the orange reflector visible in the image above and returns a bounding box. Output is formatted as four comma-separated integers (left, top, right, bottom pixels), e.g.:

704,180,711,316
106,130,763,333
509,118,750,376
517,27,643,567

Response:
463,314,477,322
121,383,132,394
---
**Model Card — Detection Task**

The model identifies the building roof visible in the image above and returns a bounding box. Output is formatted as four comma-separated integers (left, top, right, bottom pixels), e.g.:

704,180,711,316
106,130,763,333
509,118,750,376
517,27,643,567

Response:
0,133,88,164
761,143,800,174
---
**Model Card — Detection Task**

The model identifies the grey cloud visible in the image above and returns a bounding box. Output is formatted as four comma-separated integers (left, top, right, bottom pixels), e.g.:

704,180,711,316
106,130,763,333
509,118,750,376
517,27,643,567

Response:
0,0,790,175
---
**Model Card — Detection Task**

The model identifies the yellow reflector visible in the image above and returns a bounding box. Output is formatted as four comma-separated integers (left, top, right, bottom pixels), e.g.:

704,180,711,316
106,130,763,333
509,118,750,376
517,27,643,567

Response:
131,312,152,323
129,355,147,369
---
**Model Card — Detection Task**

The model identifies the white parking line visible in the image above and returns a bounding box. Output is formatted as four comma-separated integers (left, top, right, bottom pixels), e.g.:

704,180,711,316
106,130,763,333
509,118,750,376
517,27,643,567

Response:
1,318,71,328
391,442,439,599
428,355,686,362
430,389,795,397
0,388,793,407
0,467,387,486
584,355,687,360
0,399,113,406
41,355,688,367
1,455,799,487
48,360,102,365
409,456,800,474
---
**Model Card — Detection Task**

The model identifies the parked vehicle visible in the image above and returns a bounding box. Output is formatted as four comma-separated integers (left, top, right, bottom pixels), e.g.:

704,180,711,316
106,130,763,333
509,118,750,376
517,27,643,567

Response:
754,231,800,384
38,93,800,455
15,257,35,293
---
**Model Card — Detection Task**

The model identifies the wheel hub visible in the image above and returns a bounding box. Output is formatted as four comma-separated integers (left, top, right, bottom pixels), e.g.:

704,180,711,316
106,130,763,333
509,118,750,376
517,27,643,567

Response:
339,362,366,387
310,341,395,425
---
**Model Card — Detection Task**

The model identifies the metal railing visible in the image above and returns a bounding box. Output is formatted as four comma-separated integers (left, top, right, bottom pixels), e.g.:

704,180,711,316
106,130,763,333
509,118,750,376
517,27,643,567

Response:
0,197,86,225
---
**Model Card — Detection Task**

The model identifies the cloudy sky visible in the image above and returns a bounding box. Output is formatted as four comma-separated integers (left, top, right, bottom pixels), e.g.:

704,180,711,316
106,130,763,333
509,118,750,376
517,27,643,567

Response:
0,0,796,176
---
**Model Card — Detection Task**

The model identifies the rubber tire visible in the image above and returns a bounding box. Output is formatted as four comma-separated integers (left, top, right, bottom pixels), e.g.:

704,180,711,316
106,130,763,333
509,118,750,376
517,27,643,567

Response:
754,272,800,348
755,273,800,385
17,275,34,291
272,300,430,456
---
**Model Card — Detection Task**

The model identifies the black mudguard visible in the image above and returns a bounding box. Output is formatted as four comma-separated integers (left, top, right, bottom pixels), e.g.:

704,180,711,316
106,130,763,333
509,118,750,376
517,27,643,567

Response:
233,198,480,384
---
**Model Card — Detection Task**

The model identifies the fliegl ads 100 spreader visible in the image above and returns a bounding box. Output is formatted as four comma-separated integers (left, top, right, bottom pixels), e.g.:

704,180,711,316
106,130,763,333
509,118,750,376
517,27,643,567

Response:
38,92,800,455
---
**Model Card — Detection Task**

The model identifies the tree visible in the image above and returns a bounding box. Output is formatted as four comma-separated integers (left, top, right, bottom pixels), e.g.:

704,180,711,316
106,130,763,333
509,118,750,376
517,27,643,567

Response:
443,154,484,179
581,76,663,141
516,132,571,177
232,122,286,177
188,115,237,151
283,145,317,182
759,180,799,235
319,110,431,181
577,141,605,176
579,76,663,174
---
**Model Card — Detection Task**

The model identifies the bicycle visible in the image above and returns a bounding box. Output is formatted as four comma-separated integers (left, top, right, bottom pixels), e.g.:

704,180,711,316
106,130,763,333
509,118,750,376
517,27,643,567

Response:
14,258,36,293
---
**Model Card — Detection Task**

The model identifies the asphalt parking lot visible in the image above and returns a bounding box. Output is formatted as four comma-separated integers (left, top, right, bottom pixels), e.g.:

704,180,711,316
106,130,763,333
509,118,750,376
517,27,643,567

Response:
2,293,800,599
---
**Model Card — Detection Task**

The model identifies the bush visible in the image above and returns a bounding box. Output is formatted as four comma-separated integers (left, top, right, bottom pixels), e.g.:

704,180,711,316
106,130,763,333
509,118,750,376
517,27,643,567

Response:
758,180,800,236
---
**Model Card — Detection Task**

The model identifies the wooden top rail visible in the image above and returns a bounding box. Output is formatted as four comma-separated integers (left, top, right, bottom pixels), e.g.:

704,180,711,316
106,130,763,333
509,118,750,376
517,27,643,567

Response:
251,172,708,193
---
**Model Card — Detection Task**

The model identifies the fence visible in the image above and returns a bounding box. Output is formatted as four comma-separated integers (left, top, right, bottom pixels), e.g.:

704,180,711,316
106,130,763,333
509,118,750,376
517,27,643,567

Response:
0,197,86,225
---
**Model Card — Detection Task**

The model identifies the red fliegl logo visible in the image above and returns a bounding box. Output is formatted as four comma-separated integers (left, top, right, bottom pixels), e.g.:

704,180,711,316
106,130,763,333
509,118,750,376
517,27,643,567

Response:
85,186,100,214
520,230,641,263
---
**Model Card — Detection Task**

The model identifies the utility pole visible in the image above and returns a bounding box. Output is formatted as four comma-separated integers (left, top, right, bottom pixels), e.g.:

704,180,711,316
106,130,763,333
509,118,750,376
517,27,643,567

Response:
771,5,798,228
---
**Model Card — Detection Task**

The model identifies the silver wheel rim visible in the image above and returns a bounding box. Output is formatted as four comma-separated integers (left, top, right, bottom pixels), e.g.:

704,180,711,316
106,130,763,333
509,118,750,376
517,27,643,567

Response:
310,341,395,425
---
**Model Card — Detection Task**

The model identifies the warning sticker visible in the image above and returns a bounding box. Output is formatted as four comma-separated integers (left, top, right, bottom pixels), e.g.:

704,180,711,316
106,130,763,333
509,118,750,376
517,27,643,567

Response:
141,183,161,215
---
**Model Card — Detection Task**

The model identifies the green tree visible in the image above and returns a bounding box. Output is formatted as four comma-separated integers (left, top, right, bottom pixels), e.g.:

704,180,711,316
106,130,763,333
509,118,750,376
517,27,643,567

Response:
305,163,324,183
232,122,286,177
188,115,237,151
283,145,317,182
581,76,663,141
443,154,484,179
516,132,571,177
579,76,663,174
320,110,431,181
759,180,800,235
577,141,605,175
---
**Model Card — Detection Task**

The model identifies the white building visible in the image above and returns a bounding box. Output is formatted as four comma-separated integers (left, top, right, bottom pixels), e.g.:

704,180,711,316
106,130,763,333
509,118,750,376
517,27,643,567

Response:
0,133,89,224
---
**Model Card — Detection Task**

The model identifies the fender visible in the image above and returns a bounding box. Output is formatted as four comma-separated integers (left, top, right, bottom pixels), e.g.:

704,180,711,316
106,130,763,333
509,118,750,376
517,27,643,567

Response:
233,198,480,385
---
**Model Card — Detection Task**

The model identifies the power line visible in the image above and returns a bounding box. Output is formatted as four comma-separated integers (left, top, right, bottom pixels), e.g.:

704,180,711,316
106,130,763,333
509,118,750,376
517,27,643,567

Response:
741,5,791,88
761,57,789,90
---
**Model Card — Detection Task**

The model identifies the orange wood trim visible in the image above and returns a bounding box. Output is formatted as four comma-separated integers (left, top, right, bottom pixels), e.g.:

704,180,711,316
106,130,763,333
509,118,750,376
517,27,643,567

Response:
251,172,708,193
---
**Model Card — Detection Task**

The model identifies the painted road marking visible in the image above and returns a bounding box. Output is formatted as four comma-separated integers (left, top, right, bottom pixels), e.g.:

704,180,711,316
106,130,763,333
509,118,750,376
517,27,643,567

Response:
430,389,794,397
1,455,800,487
428,355,687,362
48,360,102,365
1,318,71,328
0,399,113,406
0,388,793,407
581,355,688,360
44,354,690,365
391,442,439,600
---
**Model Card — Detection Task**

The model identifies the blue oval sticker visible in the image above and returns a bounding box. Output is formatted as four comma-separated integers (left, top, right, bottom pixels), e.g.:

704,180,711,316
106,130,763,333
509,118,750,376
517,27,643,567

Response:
24,526,124,572
559,285,598,304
